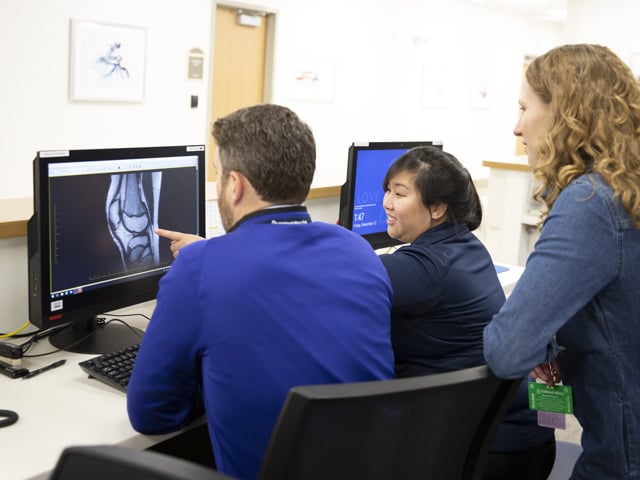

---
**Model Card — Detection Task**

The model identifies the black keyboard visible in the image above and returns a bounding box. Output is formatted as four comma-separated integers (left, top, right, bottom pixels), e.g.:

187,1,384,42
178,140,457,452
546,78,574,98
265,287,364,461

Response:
79,344,140,393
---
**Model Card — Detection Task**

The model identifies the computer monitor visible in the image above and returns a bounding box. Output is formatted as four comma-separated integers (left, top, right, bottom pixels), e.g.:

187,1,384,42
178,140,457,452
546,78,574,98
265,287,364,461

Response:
27,145,206,354
338,141,443,249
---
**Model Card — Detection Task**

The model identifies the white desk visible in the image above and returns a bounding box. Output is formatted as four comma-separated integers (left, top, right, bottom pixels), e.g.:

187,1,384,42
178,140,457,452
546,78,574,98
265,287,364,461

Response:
0,301,202,480
496,263,525,296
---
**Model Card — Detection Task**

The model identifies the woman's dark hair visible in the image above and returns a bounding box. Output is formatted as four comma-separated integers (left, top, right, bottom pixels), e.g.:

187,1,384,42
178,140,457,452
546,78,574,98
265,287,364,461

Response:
382,146,482,231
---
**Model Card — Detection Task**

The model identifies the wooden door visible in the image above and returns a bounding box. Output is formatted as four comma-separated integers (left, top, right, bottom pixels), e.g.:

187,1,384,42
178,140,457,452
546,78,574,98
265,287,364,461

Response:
208,6,268,181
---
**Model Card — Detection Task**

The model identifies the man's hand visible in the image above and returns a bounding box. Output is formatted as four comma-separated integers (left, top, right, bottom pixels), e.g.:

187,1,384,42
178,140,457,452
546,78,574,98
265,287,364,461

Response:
156,228,205,258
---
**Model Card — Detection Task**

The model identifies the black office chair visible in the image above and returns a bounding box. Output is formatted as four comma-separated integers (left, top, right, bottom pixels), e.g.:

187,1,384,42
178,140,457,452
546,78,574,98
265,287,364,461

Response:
259,365,519,480
49,444,236,480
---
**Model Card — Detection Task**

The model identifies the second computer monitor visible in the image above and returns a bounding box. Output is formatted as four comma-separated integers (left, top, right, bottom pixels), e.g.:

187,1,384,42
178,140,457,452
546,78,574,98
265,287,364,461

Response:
338,141,443,249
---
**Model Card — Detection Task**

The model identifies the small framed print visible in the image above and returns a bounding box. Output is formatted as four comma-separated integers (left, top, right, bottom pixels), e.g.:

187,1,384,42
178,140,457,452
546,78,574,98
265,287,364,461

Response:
69,19,146,102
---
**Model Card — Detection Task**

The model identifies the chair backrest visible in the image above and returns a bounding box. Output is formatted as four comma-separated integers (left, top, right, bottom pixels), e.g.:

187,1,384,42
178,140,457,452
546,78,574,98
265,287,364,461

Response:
259,365,519,480
50,444,236,480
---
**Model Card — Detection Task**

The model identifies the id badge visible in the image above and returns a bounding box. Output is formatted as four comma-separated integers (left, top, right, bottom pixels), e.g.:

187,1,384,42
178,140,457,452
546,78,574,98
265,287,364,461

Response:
528,381,573,429
528,382,573,414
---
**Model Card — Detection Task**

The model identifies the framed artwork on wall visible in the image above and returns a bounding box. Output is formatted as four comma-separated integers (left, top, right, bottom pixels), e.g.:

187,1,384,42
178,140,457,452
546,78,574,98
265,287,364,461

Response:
287,56,335,103
69,19,146,102
421,65,449,108
469,69,494,109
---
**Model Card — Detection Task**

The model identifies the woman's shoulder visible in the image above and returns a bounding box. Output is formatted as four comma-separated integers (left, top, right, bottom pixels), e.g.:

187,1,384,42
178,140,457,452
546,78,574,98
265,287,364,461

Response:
382,225,478,268
564,172,610,194
554,173,632,229
379,240,449,272
556,173,612,207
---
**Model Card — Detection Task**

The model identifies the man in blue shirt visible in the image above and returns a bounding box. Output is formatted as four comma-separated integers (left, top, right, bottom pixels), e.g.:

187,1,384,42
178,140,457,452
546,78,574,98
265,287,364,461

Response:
127,104,395,480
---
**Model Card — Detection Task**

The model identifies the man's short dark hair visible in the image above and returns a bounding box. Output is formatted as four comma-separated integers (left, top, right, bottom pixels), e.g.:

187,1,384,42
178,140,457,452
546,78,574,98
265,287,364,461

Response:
212,104,316,204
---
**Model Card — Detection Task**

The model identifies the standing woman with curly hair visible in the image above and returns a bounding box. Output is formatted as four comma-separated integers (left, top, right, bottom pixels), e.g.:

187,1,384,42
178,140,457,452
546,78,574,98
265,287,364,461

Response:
484,44,640,479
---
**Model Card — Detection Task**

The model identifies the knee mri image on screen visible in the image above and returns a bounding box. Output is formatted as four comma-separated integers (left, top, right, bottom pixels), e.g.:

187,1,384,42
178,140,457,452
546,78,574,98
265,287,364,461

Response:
106,172,162,271
48,161,199,296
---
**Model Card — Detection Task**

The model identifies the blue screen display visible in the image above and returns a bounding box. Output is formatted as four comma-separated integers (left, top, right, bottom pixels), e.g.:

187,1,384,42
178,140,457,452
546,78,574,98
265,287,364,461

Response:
351,148,409,236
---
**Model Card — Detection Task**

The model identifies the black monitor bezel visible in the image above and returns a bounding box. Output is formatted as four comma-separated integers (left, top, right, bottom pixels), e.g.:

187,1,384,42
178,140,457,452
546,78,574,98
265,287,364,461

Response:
27,145,206,348
338,141,443,249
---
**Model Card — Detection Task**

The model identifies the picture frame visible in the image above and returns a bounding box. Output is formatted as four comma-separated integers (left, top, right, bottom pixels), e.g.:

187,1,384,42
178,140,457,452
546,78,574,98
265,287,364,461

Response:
421,65,449,109
469,69,494,109
287,56,335,103
69,19,146,102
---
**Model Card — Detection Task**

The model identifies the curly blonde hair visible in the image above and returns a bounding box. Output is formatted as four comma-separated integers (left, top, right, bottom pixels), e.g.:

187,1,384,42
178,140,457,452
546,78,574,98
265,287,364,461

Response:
526,44,640,227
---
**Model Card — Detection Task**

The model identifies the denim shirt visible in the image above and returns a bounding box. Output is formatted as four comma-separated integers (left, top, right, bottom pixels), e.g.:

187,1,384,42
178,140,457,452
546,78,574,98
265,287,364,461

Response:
484,174,640,479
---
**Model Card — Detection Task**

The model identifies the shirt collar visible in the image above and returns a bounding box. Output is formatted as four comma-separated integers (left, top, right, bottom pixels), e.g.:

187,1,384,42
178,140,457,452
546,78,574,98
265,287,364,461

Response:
227,205,310,233
413,222,470,245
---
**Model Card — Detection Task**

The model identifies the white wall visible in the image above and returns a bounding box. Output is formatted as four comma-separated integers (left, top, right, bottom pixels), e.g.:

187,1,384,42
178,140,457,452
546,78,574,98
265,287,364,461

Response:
0,238,29,333
269,0,563,184
0,0,562,202
565,0,640,64
0,0,212,200
4,0,635,334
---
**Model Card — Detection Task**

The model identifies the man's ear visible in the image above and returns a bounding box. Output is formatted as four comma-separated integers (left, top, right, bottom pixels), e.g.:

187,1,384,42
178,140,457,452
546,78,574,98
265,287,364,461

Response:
228,170,245,205
430,202,448,220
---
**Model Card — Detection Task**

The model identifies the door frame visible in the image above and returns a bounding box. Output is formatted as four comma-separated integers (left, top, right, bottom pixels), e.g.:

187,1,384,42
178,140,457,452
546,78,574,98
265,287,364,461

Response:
206,1,278,169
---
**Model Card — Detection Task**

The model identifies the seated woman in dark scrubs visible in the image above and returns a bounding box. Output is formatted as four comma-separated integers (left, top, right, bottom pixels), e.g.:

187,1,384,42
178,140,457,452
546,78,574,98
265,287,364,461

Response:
379,146,555,480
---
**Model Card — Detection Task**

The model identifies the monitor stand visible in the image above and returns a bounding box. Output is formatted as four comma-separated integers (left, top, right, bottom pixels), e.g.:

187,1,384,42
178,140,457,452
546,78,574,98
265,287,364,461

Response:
49,316,143,354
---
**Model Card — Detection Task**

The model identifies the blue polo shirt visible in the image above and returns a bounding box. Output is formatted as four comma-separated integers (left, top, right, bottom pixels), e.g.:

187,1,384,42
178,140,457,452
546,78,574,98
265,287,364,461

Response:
127,206,395,479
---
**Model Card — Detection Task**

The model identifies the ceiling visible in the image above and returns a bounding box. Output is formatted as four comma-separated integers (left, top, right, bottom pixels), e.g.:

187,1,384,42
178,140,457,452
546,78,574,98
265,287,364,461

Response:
469,0,568,23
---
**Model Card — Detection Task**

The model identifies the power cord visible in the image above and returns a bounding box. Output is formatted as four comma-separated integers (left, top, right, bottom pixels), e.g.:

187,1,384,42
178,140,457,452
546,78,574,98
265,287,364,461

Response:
0,321,31,338
2,313,150,359
0,409,19,428
23,317,146,358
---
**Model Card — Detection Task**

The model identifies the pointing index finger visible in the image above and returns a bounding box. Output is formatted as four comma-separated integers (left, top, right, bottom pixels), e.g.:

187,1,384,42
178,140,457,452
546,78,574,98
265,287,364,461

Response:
155,228,180,241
